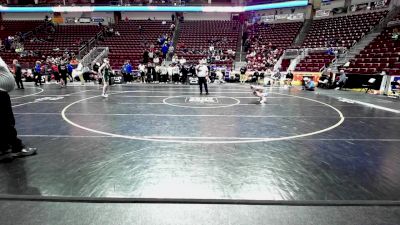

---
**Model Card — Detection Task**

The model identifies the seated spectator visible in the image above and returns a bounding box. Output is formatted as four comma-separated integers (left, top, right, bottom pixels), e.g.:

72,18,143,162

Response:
285,70,294,87
392,28,400,41
271,69,281,86
303,77,315,91
318,68,333,88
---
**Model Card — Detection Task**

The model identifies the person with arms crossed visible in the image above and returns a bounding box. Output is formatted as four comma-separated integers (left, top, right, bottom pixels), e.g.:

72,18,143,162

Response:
196,61,209,95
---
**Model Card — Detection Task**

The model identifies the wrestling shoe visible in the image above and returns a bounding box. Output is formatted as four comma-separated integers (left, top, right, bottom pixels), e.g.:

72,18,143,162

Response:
11,147,37,158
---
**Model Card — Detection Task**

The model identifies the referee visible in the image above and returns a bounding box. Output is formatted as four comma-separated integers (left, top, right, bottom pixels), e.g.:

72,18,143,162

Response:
0,57,36,162
196,61,209,95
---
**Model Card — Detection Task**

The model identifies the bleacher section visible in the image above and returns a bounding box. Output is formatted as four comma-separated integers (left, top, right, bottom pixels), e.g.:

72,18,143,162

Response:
176,20,239,68
0,20,43,40
1,24,101,68
345,26,400,75
302,11,388,48
245,22,302,71
29,25,101,55
295,52,335,72
0,20,44,67
101,20,172,69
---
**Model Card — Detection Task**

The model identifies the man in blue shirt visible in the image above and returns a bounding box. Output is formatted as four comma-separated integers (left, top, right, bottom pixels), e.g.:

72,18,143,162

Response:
304,77,315,91
162,44,169,59
125,60,132,83
34,61,42,86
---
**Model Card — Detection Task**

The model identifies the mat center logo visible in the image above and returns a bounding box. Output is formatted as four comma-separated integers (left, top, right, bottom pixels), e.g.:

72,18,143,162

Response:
186,97,218,104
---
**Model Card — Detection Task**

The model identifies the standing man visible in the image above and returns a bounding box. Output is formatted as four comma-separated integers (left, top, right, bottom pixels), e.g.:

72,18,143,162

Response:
196,61,209,95
13,59,24,89
0,57,36,161
34,61,42,86
125,60,132,83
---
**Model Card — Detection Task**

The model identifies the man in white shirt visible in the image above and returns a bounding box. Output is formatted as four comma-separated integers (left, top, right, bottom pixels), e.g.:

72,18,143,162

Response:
160,63,168,83
179,56,186,65
72,61,85,85
167,64,174,83
196,61,209,95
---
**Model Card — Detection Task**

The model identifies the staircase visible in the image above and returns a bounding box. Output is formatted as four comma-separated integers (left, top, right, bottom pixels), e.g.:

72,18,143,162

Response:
293,19,312,46
334,7,400,71
81,47,109,67
170,20,181,61
234,61,247,70
377,6,400,30
235,23,244,62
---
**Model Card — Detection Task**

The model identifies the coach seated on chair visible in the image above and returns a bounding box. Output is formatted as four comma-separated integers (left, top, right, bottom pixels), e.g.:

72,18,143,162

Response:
318,68,334,88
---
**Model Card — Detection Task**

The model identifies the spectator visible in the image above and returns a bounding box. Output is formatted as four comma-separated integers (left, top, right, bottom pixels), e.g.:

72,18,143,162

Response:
168,45,174,59
335,70,347,90
285,70,294,87
162,44,169,59
143,50,149,64
303,77,315,91
34,61,42,86
179,56,186,65
0,57,37,162
138,63,146,83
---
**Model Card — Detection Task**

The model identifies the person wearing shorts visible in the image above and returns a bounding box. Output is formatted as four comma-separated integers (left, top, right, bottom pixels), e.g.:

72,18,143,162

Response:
251,85,269,104
99,58,111,98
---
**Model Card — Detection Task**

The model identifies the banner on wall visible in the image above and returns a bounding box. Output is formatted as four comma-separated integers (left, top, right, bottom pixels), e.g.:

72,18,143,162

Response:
287,13,304,20
275,14,288,20
260,13,304,22
260,15,275,22
315,9,331,18
78,17,91,23
65,17,76,23
293,71,322,84
92,17,105,23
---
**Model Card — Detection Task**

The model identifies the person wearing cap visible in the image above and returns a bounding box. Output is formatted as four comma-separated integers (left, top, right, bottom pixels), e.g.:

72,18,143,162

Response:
303,77,315,91
99,58,111,98
0,57,37,161
196,60,209,95
12,59,24,89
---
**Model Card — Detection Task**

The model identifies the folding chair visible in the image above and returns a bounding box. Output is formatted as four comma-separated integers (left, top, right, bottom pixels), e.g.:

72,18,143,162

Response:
361,78,376,93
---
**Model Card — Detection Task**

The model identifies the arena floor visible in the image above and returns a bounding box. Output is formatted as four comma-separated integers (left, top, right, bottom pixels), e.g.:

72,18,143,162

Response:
0,83,400,224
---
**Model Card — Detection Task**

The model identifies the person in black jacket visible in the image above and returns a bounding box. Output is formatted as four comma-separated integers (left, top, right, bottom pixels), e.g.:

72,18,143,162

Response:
12,59,24,89
58,61,68,88
0,57,36,162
